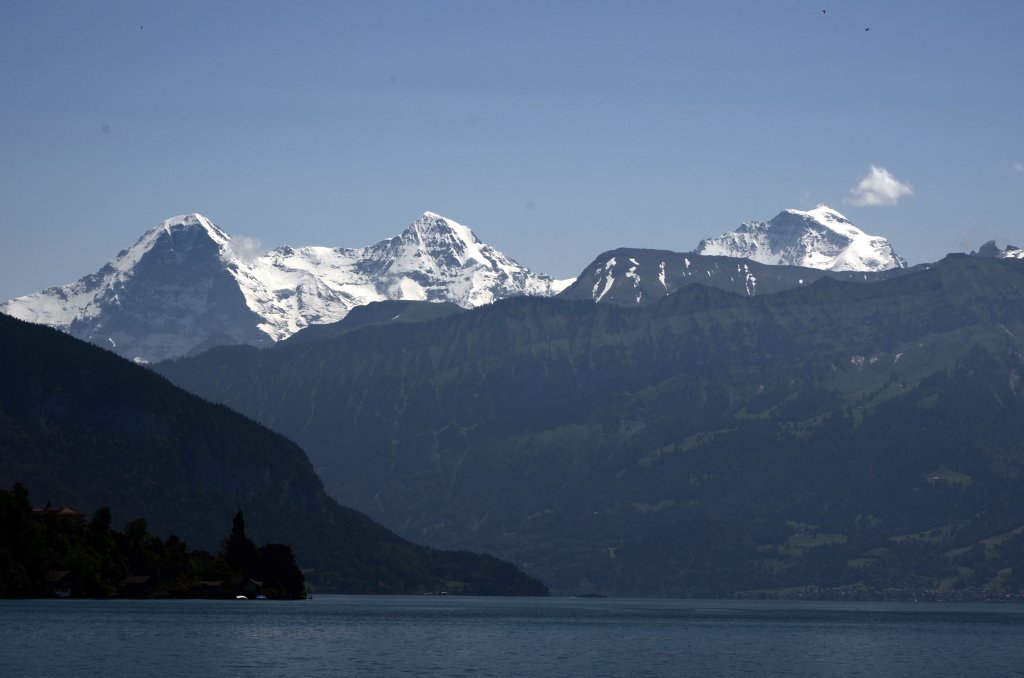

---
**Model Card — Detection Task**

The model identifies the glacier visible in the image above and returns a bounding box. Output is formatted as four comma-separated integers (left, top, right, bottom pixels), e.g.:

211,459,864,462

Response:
1,212,574,362
696,206,906,272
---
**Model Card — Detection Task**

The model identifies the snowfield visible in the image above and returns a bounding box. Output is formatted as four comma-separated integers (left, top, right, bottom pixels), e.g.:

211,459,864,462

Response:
0,212,574,361
697,206,906,272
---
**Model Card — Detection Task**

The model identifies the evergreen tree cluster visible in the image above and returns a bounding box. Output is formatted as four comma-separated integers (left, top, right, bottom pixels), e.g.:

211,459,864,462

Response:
0,483,305,599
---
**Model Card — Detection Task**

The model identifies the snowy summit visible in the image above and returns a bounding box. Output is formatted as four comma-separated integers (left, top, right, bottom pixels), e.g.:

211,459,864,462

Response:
696,206,906,272
248,211,573,340
0,212,572,362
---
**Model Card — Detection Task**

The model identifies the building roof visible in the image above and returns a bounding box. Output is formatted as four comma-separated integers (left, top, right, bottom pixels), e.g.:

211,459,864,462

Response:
32,505,85,519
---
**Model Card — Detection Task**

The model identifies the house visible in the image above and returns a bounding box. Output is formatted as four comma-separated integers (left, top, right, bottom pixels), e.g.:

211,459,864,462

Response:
31,504,85,521
237,578,265,598
186,580,233,599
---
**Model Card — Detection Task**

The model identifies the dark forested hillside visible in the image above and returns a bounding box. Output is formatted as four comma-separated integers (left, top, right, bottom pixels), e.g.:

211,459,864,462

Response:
0,313,547,595
155,255,1024,596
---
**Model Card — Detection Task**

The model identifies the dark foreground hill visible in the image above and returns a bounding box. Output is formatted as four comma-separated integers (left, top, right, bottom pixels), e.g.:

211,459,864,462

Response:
156,255,1024,597
0,313,547,595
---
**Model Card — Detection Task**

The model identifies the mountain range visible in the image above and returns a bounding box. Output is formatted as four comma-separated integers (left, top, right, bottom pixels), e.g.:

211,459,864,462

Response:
557,207,918,307
4,203,1024,597
155,254,1024,596
1,206,910,362
0,212,570,363
558,249,918,308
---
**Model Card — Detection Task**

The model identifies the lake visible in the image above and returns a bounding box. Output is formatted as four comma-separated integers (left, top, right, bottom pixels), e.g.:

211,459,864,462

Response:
2,596,1022,677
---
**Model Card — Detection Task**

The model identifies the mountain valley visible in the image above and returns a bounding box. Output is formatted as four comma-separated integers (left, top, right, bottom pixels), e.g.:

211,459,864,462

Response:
155,255,1024,596
6,205,1023,598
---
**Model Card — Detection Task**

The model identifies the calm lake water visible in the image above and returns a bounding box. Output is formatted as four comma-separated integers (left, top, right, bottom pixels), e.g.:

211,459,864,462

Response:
1,596,1022,677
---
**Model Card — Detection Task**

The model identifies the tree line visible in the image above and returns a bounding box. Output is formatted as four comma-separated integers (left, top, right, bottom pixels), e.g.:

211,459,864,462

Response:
0,483,305,599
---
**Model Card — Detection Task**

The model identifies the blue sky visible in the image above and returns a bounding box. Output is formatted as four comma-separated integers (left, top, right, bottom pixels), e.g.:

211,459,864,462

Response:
1,1,1022,299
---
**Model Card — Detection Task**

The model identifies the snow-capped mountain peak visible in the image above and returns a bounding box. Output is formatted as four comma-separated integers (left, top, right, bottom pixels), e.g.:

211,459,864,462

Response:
696,205,906,272
140,213,230,248
1,212,571,362
111,213,233,273
792,206,857,236
413,210,472,238
397,212,488,269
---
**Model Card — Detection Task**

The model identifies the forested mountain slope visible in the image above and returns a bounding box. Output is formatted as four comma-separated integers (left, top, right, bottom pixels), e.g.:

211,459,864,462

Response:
156,255,1024,596
0,313,547,595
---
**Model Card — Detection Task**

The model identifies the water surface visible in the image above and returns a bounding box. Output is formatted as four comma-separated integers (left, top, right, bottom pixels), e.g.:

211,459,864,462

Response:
2,596,1022,677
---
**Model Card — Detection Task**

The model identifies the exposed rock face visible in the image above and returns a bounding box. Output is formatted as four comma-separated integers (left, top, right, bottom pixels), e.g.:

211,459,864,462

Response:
697,206,906,272
1,212,570,362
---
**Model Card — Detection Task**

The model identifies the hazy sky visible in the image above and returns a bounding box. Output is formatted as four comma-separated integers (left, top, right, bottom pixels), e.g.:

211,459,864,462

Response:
2,1,1022,300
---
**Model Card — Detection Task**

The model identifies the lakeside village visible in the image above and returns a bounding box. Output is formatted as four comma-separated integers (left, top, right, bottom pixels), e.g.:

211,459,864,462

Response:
0,484,306,600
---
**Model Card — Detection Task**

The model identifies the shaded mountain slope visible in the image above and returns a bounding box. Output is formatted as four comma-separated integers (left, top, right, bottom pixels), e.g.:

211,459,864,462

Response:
156,256,1024,596
0,313,546,595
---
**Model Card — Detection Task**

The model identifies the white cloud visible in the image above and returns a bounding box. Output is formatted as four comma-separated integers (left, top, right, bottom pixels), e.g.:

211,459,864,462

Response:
228,235,265,263
1015,162,1024,173
846,165,914,207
